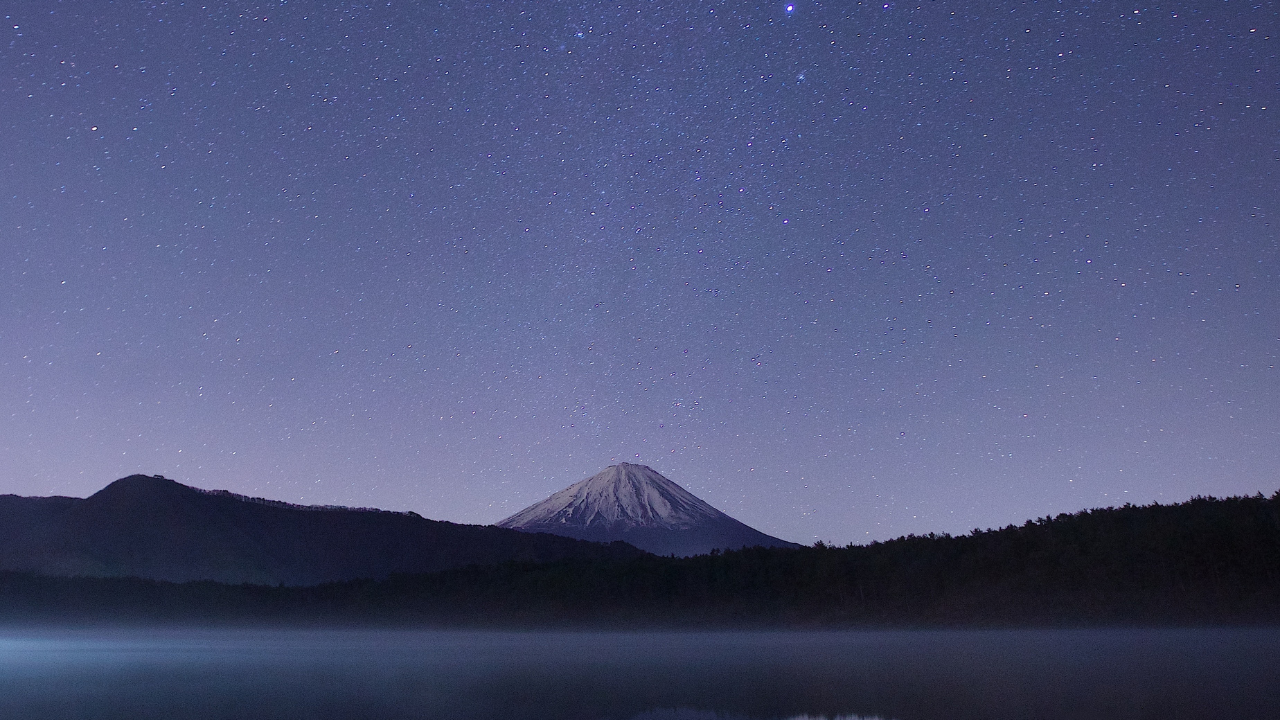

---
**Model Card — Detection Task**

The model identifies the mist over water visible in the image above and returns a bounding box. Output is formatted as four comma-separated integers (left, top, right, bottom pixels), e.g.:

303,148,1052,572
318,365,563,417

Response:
0,629,1274,719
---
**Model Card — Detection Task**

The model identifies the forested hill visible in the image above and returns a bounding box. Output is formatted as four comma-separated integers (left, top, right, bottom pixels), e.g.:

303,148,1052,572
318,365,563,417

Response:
0,475,642,585
2,492,1278,626
354,490,1280,625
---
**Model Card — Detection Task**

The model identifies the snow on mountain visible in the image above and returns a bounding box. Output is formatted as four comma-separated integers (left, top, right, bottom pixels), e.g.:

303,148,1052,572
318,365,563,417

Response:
498,463,722,531
497,463,799,557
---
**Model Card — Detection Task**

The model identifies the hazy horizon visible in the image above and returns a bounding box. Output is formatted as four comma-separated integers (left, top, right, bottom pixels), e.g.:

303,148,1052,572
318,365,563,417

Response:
1,628,1276,719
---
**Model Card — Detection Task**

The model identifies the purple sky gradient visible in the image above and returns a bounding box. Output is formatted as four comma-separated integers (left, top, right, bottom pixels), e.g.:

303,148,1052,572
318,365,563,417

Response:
2,1,1277,543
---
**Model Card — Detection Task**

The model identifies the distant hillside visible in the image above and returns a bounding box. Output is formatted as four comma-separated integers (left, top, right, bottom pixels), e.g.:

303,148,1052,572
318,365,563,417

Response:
498,463,798,556
1,491,1277,626
0,475,641,585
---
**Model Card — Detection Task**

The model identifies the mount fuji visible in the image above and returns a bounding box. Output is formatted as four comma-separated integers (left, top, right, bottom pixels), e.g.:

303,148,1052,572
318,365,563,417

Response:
497,463,799,557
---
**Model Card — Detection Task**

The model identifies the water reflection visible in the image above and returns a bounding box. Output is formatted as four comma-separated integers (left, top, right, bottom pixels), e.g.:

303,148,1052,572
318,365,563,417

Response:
0,628,1274,719
631,715,884,720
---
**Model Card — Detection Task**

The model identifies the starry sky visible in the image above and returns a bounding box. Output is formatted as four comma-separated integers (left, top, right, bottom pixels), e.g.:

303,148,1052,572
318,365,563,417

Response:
2,1,1277,544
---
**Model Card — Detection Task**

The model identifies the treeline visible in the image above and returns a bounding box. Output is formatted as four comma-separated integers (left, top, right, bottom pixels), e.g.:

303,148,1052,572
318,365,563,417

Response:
3,492,1279,626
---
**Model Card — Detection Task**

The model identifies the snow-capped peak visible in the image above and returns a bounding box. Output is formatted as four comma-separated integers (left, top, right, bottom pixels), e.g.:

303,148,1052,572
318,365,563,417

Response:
498,463,727,532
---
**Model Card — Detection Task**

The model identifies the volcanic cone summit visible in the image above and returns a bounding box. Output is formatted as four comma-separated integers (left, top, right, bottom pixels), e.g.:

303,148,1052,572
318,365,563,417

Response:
497,463,798,556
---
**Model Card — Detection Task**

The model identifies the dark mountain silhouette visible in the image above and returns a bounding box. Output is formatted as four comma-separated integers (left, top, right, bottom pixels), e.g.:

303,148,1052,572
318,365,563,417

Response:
3,491,1279,627
497,463,799,556
0,474,641,585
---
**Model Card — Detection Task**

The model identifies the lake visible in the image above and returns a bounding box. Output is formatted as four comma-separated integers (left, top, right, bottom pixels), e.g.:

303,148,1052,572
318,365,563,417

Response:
0,627,1275,719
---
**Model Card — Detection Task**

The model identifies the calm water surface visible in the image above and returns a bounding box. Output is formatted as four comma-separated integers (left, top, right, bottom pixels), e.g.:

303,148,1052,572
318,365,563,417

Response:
0,627,1276,719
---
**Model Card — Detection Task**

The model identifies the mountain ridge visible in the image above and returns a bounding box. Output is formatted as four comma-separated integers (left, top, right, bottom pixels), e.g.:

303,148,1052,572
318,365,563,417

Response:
0,475,642,586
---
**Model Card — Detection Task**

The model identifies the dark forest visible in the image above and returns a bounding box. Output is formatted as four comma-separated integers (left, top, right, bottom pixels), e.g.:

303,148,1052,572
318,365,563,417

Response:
4,492,1278,627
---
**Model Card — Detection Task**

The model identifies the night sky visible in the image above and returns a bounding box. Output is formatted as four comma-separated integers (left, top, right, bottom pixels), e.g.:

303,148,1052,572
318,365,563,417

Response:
2,1,1277,545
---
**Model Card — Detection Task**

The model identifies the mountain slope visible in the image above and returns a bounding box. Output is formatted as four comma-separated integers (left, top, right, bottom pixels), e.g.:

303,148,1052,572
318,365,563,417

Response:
0,475,641,585
497,463,798,556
